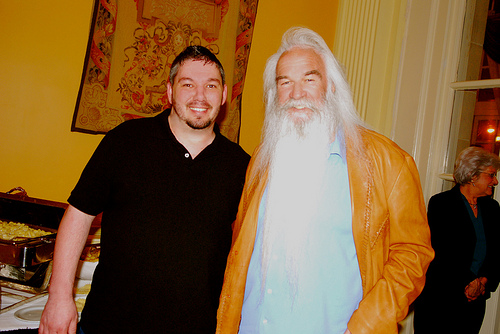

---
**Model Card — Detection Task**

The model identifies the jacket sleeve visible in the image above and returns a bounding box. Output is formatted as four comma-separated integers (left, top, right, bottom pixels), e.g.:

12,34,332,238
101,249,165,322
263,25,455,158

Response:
347,154,434,334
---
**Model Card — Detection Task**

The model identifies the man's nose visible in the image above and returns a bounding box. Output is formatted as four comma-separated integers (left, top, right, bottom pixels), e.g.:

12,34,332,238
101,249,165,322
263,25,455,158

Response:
194,85,206,100
290,83,306,100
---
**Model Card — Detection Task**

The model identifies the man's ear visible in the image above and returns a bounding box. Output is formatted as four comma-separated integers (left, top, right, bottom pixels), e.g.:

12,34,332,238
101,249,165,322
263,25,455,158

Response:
167,81,173,105
222,84,228,105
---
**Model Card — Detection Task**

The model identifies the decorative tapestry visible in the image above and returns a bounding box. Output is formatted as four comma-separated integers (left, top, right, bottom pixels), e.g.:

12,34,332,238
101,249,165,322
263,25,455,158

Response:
72,0,259,142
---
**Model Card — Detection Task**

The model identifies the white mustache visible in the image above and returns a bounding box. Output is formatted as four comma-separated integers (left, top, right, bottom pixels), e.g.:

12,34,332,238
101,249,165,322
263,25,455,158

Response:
280,98,320,113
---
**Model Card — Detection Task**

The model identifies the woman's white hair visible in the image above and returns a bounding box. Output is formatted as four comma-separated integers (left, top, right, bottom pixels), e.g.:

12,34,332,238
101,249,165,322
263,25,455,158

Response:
454,146,500,185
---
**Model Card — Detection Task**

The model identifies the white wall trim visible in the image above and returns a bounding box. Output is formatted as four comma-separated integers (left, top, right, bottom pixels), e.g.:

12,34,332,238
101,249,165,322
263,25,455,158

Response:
411,0,441,161
334,0,381,120
423,0,467,199
392,0,466,202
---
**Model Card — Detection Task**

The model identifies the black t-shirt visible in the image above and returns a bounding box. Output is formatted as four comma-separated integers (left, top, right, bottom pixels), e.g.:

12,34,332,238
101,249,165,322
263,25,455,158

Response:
70,111,250,333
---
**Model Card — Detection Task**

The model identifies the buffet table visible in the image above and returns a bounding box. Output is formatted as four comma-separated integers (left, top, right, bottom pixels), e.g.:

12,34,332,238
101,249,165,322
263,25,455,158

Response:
0,189,99,332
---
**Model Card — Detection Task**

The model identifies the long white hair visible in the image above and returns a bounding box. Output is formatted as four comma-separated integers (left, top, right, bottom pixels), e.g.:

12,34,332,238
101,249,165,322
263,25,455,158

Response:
253,27,368,299
253,27,366,180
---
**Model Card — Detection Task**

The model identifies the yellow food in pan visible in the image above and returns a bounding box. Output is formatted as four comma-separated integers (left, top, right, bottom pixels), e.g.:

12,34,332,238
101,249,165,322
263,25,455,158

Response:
0,220,52,241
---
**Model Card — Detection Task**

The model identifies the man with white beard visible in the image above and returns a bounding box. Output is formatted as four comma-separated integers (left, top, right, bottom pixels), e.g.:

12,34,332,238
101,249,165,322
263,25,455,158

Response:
216,27,434,334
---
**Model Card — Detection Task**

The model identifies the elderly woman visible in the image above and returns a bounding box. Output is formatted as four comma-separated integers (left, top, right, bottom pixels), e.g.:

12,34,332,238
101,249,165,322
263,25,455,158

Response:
414,146,500,333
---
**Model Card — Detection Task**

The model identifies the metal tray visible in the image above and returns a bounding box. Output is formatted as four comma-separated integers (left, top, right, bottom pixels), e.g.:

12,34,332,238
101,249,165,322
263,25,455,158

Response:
0,224,57,267
0,188,67,230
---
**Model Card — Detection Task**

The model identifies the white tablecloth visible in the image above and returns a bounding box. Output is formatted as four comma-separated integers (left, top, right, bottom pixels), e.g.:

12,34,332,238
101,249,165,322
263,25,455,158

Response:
0,288,48,331
0,280,90,332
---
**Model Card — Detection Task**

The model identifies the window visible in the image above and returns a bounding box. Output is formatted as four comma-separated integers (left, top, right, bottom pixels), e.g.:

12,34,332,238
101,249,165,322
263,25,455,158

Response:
447,0,500,177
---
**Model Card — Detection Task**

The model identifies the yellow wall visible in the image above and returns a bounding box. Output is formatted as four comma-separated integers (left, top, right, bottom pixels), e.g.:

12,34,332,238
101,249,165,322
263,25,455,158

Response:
0,0,338,202
0,1,99,202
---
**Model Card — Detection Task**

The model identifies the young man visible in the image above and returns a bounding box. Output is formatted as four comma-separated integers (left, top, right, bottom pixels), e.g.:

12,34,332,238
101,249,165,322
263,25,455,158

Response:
216,27,434,334
39,46,250,334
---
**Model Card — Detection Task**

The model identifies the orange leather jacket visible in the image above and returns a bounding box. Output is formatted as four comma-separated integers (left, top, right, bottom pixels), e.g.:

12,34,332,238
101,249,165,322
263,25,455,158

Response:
216,128,434,334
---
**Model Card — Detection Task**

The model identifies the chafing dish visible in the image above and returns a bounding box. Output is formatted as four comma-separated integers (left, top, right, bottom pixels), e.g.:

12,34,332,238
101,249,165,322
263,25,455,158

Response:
0,188,66,293
0,224,57,267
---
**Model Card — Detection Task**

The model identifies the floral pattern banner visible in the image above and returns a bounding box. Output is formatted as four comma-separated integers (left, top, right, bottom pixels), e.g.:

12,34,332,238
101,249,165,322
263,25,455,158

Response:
72,0,258,142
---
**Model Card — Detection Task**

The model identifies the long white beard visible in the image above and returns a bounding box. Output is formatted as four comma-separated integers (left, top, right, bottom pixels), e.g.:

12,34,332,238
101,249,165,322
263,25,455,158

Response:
261,105,332,298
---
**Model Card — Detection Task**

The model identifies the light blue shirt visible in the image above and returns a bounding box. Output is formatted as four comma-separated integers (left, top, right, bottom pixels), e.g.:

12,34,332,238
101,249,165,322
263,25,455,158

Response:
239,138,363,334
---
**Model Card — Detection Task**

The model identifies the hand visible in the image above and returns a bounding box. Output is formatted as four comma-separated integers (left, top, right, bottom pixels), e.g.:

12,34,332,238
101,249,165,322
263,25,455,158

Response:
465,277,487,302
38,295,78,334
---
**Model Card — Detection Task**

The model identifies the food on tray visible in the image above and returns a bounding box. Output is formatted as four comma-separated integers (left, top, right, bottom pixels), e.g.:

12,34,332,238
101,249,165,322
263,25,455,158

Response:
75,283,92,295
75,283,91,311
80,244,100,262
75,298,86,312
0,220,52,241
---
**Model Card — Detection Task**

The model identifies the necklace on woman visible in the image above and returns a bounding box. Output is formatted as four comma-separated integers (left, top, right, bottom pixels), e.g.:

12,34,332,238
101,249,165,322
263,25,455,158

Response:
468,201,477,210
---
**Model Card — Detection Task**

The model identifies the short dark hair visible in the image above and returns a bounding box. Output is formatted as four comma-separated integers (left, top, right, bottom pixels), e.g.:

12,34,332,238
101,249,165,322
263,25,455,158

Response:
169,45,225,85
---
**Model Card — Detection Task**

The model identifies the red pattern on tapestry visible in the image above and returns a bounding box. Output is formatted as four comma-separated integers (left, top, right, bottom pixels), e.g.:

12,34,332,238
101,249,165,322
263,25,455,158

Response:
90,0,117,89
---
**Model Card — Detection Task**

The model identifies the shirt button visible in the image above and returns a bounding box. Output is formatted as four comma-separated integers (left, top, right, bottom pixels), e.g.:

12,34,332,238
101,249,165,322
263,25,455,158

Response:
184,153,190,158
263,319,268,324
267,289,272,294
